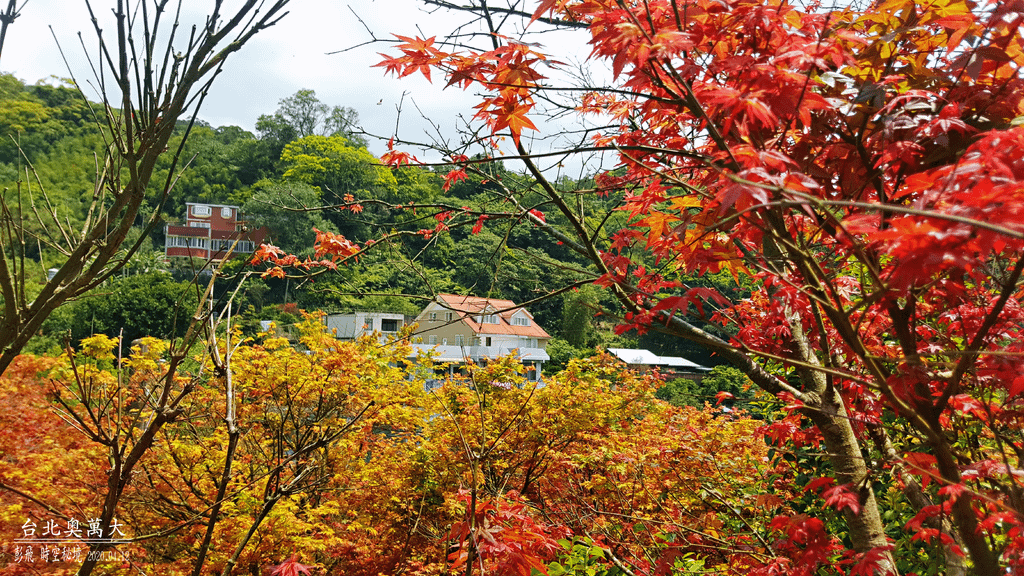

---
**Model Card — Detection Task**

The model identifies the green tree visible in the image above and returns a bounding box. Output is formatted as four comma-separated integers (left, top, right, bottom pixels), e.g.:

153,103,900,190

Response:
0,76,97,164
280,135,397,239
0,98,51,161
254,109,298,169
281,135,395,197
256,88,364,154
700,366,752,400
275,88,360,140
542,337,591,375
561,285,601,347
154,124,247,214
40,272,198,346
243,180,339,255
656,366,753,408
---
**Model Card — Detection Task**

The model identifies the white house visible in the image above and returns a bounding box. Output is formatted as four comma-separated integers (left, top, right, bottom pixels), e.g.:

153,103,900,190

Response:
324,311,406,341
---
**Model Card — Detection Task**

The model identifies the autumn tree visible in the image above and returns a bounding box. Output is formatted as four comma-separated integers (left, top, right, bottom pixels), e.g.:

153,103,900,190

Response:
424,353,774,575
355,0,1024,573
0,311,422,575
0,0,292,377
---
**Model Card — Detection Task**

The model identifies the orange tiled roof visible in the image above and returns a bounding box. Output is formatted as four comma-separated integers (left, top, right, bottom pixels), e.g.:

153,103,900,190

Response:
436,293,551,339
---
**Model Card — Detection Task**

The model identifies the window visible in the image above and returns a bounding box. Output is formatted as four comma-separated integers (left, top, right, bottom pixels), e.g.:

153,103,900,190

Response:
221,206,233,219
485,337,492,346
167,236,208,249
365,318,375,331
191,204,211,217
455,334,464,346
428,335,437,345
209,240,255,253
189,221,211,229
429,312,438,322
445,311,454,321
478,314,499,324
512,316,531,326
442,338,447,345
381,319,399,332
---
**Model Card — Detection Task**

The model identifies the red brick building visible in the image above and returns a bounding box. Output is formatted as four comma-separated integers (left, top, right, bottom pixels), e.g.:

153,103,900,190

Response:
164,202,266,261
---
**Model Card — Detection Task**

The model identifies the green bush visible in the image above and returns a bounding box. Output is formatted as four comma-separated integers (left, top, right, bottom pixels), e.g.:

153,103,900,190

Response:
655,365,753,408
38,272,199,346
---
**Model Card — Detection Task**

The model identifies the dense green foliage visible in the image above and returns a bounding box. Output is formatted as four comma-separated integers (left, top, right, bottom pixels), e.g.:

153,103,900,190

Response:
0,79,713,366
33,272,200,351
655,366,754,408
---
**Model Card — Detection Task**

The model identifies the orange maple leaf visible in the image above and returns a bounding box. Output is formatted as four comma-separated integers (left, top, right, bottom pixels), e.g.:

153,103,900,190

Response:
490,99,538,143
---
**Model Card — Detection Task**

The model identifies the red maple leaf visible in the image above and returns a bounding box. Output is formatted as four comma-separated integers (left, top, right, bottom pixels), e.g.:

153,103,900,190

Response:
270,555,312,576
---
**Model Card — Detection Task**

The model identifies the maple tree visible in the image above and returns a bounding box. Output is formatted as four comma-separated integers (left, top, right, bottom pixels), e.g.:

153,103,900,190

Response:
117,314,424,576
429,354,776,575
337,350,777,576
0,314,427,575
362,0,1024,573
2,320,780,574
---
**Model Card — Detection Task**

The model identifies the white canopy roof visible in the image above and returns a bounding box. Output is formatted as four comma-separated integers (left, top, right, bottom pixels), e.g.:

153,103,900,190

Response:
607,348,710,371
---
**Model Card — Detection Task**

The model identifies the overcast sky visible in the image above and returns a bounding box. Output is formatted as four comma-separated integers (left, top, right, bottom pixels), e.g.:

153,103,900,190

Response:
1,0,604,173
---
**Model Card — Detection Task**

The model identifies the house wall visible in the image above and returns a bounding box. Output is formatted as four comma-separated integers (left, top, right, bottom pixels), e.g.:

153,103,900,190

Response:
481,333,544,350
185,203,239,230
412,301,549,350
412,302,475,345
325,312,406,340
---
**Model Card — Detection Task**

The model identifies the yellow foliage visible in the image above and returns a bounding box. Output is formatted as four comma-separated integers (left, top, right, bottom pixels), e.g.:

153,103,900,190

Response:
79,334,118,360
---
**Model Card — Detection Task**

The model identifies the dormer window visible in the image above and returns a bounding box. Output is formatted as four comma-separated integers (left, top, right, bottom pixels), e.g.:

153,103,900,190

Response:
475,305,500,324
512,316,531,326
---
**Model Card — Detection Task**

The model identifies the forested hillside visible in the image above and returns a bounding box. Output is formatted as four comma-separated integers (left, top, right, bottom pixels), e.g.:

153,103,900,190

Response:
1,76,735,369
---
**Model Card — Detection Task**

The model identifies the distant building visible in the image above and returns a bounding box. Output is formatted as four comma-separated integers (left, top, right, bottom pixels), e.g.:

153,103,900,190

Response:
324,311,407,341
410,293,551,382
164,202,266,261
606,348,710,380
